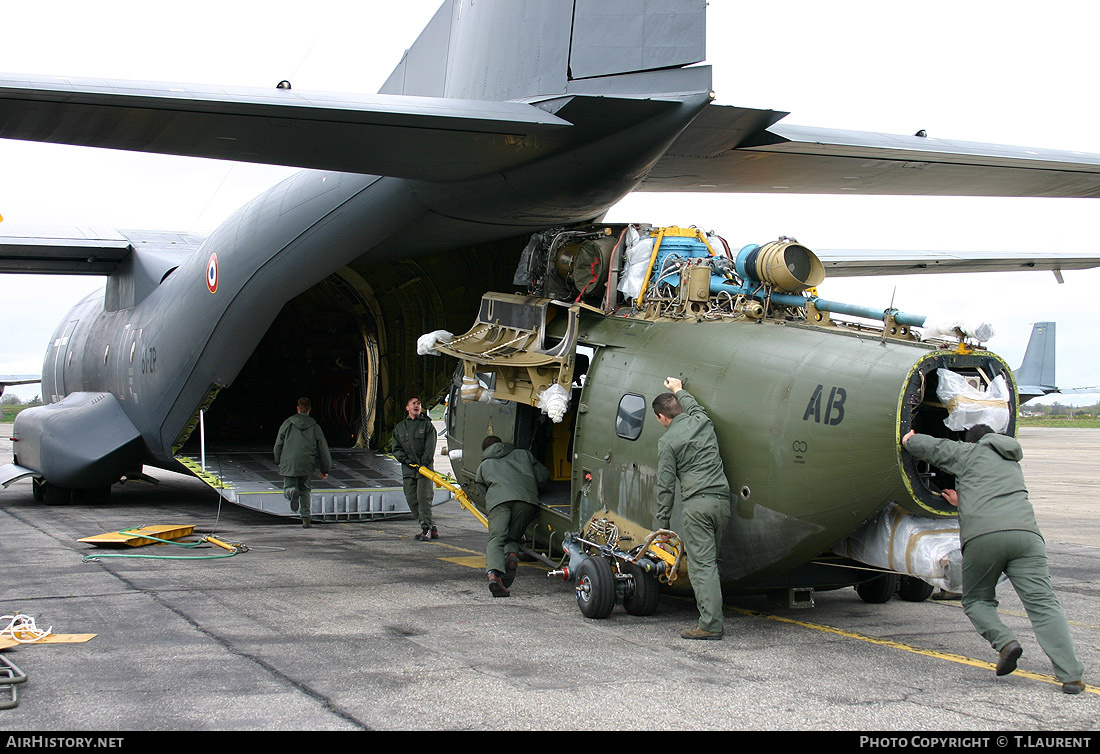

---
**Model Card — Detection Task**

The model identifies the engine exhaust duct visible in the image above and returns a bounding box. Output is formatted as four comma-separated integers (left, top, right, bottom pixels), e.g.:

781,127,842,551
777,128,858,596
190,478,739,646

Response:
737,239,825,293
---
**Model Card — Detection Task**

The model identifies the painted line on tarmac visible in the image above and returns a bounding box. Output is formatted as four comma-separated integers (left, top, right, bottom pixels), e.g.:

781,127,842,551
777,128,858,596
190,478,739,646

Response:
434,543,546,573
420,539,490,569
730,606,1098,696
422,540,481,556
928,598,1100,632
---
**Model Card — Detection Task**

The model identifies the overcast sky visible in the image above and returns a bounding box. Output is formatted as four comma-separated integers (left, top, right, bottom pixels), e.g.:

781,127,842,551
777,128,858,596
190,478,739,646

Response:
1,1,1098,404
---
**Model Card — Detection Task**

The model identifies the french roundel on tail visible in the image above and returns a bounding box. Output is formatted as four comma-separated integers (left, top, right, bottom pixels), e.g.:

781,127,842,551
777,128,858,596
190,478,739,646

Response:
207,252,219,293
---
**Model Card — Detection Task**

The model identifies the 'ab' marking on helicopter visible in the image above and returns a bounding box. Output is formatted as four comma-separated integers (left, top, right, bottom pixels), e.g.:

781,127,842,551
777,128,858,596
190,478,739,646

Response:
803,386,847,426
1,1,1100,609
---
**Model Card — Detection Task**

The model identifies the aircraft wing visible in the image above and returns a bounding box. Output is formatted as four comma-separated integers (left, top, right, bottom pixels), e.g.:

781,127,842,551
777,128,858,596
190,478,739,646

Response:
812,250,1100,278
0,376,40,401
0,74,571,182
0,226,203,275
641,105,1100,198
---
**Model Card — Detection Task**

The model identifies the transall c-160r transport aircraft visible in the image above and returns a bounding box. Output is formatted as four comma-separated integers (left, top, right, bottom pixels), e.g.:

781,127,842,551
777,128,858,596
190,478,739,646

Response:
1,1,1098,613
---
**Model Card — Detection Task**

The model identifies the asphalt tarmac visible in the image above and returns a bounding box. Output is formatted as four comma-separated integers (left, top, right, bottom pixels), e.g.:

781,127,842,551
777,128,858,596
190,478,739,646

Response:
1,426,1098,733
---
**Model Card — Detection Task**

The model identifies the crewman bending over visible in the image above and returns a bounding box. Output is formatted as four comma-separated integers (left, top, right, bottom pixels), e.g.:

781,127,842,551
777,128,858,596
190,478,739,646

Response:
903,424,1085,694
475,435,549,598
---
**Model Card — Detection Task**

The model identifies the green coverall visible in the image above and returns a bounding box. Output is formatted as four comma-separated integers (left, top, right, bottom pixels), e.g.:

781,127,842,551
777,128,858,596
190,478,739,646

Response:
905,432,1083,683
655,389,731,635
389,414,437,531
475,442,549,575
273,412,332,525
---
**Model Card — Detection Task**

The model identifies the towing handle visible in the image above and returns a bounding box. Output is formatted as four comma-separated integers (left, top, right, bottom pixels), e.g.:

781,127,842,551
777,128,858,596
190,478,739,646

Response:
412,464,489,529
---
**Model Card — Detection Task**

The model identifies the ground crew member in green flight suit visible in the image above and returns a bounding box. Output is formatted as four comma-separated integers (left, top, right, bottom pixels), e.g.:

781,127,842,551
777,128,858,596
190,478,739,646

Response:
273,397,332,529
653,377,731,641
903,424,1085,694
475,435,550,597
389,396,438,541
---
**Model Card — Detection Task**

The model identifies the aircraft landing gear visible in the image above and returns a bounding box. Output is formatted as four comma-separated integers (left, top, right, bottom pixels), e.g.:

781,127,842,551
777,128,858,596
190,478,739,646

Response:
855,573,935,603
622,560,661,616
72,486,111,504
549,517,682,620
32,480,111,505
897,575,935,602
575,556,615,619
42,482,71,505
855,573,899,603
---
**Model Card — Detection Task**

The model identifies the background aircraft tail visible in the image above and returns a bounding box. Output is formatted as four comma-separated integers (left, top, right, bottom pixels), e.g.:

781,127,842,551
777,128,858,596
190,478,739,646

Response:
1015,322,1099,404
379,0,707,100
1015,322,1057,393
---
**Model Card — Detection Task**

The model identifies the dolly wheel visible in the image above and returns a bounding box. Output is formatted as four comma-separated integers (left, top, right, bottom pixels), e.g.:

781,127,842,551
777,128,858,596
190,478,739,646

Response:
575,557,615,619
622,561,660,616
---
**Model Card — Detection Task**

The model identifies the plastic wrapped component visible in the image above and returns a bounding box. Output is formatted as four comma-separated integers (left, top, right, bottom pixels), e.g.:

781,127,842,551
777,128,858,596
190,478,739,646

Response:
923,319,996,343
513,234,543,287
535,383,570,423
617,227,651,300
417,330,454,356
459,375,494,403
936,369,1010,433
831,502,964,593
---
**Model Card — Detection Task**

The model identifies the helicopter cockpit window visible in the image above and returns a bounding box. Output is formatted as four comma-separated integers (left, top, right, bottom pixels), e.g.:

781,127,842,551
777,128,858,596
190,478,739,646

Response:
616,393,646,440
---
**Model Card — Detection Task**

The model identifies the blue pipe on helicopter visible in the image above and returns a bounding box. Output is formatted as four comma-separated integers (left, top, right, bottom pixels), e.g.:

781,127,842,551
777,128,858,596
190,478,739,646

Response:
651,239,927,327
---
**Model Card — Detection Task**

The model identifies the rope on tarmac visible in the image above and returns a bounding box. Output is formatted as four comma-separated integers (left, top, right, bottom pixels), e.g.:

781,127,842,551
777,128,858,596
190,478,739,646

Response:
0,614,52,643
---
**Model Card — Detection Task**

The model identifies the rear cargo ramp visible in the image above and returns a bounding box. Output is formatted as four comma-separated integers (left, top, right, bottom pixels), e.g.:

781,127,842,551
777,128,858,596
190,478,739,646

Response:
176,448,450,521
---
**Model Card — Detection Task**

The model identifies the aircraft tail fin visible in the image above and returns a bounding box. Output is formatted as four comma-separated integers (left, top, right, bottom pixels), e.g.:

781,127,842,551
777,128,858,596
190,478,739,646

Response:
380,0,707,100
1015,322,1057,397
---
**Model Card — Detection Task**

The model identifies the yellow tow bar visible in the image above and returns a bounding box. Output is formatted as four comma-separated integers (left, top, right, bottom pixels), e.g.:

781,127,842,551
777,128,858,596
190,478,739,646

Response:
413,464,489,529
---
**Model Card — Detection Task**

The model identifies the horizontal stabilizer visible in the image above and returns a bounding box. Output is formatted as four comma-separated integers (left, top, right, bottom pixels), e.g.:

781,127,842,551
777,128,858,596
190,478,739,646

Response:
0,226,203,275
0,75,571,180
0,377,39,387
642,105,1100,198
813,250,1100,278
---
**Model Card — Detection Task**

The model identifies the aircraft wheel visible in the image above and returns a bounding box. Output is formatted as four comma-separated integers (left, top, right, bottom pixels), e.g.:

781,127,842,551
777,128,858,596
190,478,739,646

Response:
31,478,47,502
622,561,660,616
897,575,935,602
575,556,615,619
43,483,71,505
73,486,112,505
855,573,898,604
